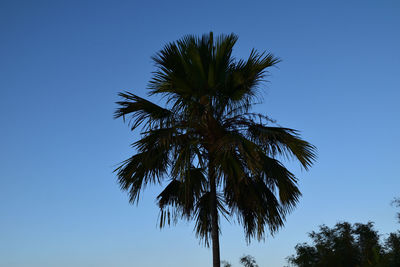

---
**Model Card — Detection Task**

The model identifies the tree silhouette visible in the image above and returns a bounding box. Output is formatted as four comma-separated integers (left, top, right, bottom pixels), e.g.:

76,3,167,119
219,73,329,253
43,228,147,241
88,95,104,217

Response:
115,32,316,267
221,260,232,267
240,255,259,267
385,232,400,266
221,255,258,267
392,198,400,224
287,221,400,267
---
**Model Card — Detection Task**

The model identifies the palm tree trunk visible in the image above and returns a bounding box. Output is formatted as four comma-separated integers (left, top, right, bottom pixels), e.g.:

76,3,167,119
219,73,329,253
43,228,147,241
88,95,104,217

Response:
209,156,220,267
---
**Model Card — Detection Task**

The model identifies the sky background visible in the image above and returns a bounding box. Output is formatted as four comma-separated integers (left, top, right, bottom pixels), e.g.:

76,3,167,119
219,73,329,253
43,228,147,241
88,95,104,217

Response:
1,0,399,266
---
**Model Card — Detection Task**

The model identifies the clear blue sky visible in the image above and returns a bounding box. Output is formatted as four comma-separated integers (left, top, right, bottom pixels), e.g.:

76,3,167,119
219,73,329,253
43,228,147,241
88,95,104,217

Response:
1,0,399,266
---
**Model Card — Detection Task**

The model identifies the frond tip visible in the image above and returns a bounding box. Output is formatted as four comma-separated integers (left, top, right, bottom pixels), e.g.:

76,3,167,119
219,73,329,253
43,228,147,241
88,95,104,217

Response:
114,92,172,130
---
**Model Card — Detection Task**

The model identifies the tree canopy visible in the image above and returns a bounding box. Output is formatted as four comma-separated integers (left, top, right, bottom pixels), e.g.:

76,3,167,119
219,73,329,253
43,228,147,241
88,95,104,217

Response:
287,222,400,267
115,32,316,267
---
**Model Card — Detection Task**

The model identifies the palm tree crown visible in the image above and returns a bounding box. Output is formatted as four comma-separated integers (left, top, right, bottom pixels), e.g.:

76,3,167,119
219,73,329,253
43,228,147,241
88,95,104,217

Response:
115,32,316,267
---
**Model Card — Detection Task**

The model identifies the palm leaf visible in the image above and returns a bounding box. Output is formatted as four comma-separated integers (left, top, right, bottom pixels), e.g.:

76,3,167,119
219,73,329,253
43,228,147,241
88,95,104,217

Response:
115,92,172,130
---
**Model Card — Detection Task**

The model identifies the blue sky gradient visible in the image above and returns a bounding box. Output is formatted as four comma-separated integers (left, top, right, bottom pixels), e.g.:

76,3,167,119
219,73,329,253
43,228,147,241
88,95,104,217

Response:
1,0,399,266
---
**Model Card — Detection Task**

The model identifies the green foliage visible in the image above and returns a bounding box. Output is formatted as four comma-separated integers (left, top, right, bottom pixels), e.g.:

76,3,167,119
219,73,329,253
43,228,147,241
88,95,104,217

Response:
287,222,400,267
115,32,316,263
239,255,259,267
385,232,400,267
221,255,258,267
221,260,233,267
392,198,400,224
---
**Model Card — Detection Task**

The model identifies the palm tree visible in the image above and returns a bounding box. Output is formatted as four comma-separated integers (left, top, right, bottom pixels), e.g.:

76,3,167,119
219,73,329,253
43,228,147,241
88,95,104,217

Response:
114,32,316,267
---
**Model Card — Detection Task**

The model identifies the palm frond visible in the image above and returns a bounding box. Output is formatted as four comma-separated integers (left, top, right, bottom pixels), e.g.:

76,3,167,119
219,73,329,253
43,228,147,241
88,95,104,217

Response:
247,124,316,170
115,92,172,130
157,168,207,225
224,176,286,242
219,50,281,115
114,147,169,204
214,130,301,240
